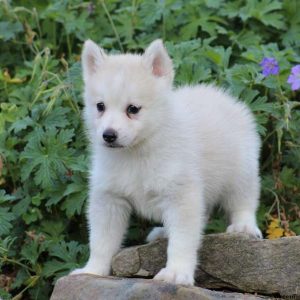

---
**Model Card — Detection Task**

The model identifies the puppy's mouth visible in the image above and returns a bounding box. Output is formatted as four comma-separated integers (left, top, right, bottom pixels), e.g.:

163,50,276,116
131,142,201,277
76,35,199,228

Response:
104,142,124,149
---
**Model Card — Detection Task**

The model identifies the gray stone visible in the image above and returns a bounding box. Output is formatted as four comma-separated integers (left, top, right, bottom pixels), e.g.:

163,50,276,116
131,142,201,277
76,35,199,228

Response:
112,233,300,297
50,274,269,300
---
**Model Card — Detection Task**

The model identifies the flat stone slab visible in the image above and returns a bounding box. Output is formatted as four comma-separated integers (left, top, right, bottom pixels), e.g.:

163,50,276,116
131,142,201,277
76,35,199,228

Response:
112,233,300,297
50,274,268,300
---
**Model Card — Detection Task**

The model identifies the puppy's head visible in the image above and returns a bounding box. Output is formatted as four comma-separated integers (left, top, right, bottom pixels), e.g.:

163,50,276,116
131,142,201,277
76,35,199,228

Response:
81,39,174,149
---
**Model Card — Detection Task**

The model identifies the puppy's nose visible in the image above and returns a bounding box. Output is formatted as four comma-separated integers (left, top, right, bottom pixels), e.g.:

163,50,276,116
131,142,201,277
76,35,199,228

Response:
103,129,118,143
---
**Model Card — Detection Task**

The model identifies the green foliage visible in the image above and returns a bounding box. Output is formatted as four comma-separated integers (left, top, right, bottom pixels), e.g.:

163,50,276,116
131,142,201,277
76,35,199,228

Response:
0,0,300,298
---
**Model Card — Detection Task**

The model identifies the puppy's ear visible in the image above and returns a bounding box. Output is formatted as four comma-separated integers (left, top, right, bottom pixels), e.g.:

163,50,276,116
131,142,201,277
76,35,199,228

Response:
82,39,106,81
143,39,174,84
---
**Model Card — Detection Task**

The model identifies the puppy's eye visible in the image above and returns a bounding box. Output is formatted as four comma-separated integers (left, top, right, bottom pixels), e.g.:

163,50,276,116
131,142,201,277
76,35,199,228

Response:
127,105,141,115
96,102,105,112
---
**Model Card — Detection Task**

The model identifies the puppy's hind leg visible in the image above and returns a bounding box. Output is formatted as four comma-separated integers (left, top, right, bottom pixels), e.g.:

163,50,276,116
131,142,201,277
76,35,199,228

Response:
146,227,167,243
225,176,262,238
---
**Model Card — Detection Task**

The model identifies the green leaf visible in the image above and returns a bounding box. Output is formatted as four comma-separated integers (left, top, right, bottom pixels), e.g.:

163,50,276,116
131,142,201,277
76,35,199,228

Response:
0,21,23,41
290,220,300,235
32,194,42,206
204,46,232,68
9,116,35,133
42,259,76,278
11,269,30,289
219,1,241,18
230,31,262,50
260,12,285,29
0,208,15,236
205,0,225,9
0,288,12,300
139,1,164,26
279,167,299,189
21,128,75,188
41,220,65,241
23,207,42,224
49,241,76,261
246,96,277,114
43,107,70,129
0,190,15,203
238,0,285,29
62,191,87,218
12,196,31,217
21,240,40,265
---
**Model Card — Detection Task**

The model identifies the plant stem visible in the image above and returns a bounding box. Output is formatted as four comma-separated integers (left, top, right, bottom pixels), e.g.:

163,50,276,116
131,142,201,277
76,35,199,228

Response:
1,256,34,272
100,0,124,51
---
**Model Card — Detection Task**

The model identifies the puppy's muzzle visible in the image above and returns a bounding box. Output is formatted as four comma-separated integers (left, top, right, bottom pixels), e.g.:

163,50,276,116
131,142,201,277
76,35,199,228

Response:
103,128,118,143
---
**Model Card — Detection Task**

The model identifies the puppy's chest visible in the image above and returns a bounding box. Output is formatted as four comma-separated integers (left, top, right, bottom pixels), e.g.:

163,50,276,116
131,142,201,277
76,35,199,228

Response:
105,161,171,220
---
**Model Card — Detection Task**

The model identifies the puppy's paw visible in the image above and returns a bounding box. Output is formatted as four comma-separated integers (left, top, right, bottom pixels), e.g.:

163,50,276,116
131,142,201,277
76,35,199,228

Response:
70,267,89,275
153,267,194,286
226,223,262,238
70,265,109,276
146,227,167,243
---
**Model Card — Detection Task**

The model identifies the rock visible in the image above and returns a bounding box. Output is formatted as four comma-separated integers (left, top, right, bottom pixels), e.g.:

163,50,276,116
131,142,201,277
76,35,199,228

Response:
50,274,268,300
112,233,300,297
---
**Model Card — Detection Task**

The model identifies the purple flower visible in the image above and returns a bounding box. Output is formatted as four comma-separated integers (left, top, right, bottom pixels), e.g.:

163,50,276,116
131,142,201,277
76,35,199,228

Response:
260,57,280,77
287,65,300,91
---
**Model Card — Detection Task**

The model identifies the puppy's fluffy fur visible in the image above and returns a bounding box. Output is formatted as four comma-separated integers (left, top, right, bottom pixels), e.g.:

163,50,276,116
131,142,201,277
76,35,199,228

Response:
71,39,262,285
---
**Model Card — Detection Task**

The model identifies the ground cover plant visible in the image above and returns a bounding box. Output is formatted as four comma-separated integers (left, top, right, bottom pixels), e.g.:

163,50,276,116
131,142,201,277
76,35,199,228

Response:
0,0,300,298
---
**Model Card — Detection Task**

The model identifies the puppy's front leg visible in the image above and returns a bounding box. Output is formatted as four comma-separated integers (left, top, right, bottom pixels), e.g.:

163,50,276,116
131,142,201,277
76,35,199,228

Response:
154,184,205,285
71,191,131,276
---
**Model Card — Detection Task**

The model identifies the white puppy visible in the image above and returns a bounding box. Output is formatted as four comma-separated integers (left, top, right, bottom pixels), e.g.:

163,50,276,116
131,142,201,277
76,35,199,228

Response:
71,39,262,285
